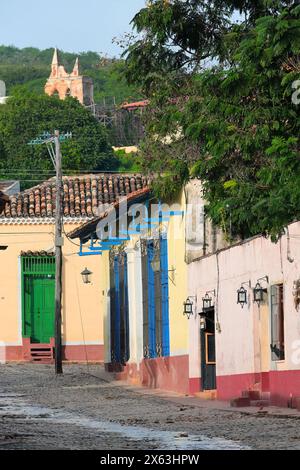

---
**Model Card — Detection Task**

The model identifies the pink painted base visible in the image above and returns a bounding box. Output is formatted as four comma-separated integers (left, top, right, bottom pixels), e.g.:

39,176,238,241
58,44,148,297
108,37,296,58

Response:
217,372,258,401
217,370,300,407
63,344,104,362
189,377,202,394
111,355,190,395
4,343,104,363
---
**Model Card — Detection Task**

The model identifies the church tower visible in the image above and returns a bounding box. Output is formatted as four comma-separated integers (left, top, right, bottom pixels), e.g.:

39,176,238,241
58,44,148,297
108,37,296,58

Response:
44,48,94,107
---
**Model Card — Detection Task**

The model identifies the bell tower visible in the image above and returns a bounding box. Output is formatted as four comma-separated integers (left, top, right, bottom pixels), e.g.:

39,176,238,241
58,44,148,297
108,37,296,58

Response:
44,48,94,107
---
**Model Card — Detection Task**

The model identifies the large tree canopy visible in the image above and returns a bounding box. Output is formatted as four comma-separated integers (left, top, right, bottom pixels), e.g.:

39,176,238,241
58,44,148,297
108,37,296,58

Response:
0,91,115,188
125,0,300,240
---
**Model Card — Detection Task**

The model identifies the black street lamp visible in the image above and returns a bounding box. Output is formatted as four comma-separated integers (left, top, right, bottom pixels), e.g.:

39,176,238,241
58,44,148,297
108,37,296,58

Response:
202,290,215,311
253,276,269,305
253,282,264,304
237,286,248,308
183,297,196,320
81,267,92,284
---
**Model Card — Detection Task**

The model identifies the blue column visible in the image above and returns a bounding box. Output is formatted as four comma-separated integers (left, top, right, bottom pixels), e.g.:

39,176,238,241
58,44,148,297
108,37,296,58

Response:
160,236,170,356
147,242,156,358
114,256,121,362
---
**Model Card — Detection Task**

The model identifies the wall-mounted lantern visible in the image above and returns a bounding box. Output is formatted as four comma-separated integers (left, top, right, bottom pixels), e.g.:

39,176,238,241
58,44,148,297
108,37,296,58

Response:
202,289,216,311
199,315,207,330
237,281,251,308
81,267,92,284
150,251,161,273
183,296,197,320
253,276,269,305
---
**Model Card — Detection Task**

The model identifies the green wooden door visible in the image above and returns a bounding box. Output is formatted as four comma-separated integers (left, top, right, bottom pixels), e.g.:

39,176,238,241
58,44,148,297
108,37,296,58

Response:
22,256,55,344
30,277,55,343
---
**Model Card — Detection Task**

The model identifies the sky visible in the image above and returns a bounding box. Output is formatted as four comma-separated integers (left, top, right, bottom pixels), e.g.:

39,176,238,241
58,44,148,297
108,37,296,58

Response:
0,0,146,56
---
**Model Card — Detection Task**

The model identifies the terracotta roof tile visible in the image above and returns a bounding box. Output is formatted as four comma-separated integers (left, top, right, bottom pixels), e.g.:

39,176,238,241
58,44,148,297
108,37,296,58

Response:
0,174,150,219
68,187,151,240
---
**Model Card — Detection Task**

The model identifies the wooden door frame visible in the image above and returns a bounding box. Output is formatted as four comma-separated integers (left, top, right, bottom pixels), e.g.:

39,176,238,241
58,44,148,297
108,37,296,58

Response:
200,307,217,391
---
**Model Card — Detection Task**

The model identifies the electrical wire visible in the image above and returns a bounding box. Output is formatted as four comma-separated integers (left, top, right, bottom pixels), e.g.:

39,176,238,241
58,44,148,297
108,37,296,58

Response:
62,222,82,248
0,169,142,174
74,270,90,374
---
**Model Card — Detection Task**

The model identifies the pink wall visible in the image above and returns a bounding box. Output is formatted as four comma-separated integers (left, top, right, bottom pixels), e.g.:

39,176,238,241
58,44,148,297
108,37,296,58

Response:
188,222,300,402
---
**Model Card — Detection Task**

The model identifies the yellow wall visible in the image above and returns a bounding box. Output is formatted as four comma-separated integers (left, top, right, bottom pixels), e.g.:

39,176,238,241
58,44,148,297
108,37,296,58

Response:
0,223,108,346
167,190,189,356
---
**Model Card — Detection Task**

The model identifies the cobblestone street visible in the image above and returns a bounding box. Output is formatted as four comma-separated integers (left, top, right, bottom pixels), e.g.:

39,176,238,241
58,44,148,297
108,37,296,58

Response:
0,364,299,450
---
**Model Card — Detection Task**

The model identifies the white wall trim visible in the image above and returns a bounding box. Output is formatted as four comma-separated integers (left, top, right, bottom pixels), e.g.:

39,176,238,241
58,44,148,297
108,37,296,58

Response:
15,256,23,346
0,217,91,226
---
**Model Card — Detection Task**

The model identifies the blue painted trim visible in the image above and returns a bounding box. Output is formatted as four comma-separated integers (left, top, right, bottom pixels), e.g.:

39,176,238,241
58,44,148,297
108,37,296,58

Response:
124,253,130,361
114,256,121,363
160,236,170,357
147,242,156,359
143,217,170,223
169,210,184,216
78,251,103,256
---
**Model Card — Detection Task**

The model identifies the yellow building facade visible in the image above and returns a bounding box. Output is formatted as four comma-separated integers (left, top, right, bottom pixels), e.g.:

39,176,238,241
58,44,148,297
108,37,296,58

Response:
0,174,148,363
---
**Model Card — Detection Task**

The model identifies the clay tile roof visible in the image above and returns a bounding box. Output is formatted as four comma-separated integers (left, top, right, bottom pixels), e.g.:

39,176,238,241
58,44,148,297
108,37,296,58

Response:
68,186,151,240
0,174,150,219
120,100,149,110
20,250,55,257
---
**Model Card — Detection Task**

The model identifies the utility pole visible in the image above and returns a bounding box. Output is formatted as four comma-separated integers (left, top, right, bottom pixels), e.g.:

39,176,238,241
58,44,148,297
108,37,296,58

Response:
54,130,63,374
29,131,71,375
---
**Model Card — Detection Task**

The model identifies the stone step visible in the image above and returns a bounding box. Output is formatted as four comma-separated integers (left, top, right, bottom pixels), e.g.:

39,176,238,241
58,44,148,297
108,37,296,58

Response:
31,352,53,356
241,390,261,400
114,371,128,381
30,346,54,362
294,397,300,411
230,397,251,407
261,391,271,401
194,390,217,400
250,400,270,407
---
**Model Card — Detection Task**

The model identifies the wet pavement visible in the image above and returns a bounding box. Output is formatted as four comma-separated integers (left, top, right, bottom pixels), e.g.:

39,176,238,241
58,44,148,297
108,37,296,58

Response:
0,364,299,450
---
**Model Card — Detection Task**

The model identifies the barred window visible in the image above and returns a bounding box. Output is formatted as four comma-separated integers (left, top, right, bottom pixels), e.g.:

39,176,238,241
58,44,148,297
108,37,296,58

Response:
270,284,285,361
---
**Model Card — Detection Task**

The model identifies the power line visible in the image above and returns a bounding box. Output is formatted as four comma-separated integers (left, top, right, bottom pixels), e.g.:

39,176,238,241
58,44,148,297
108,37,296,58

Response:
0,169,141,174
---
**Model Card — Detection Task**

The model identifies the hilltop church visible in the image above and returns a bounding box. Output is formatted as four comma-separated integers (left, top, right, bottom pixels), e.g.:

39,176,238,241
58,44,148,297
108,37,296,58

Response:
44,48,94,107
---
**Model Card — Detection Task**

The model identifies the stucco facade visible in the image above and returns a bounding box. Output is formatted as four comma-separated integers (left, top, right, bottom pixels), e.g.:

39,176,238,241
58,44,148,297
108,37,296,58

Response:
0,222,107,362
117,190,189,393
0,174,147,363
188,221,300,406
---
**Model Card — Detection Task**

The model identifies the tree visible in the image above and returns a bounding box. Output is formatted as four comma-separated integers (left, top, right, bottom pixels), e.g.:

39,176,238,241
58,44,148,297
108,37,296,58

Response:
125,0,300,240
0,91,115,188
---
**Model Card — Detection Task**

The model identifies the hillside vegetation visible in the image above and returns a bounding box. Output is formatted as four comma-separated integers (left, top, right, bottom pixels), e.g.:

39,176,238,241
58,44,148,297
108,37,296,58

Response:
0,45,140,104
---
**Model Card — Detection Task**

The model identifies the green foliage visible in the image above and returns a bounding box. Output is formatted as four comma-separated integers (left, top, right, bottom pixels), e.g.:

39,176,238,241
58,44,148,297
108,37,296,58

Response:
0,92,115,189
125,0,300,241
0,45,140,104
113,149,141,172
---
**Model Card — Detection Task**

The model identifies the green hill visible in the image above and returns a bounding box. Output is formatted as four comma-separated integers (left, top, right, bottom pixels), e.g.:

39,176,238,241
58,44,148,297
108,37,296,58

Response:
0,45,140,104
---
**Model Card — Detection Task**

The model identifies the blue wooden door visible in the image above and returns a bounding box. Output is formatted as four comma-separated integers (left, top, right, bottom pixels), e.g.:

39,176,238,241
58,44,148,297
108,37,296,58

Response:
160,236,170,356
110,253,130,364
143,237,170,359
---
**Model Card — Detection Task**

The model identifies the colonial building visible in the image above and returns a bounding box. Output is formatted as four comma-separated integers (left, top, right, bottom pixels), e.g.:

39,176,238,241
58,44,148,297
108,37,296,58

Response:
188,220,300,407
0,174,148,363
69,180,300,408
69,188,190,393
44,48,94,107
